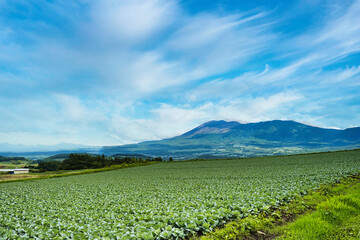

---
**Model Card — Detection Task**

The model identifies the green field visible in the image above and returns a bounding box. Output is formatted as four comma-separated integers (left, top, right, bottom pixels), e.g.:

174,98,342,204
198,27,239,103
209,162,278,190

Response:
0,150,360,239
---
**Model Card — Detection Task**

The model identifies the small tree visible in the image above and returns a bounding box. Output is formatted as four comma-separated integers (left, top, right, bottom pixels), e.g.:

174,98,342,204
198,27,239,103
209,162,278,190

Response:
169,157,173,162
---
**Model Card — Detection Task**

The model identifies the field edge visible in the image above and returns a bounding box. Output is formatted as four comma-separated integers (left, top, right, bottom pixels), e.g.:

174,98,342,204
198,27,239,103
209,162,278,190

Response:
0,161,157,184
198,172,360,240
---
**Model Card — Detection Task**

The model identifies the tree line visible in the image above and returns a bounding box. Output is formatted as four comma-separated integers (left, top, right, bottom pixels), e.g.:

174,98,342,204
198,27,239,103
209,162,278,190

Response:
37,154,163,172
0,156,28,162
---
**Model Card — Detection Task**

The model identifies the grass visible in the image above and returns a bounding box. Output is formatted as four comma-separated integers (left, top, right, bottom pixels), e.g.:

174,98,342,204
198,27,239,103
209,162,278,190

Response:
199,173,360,240
276,177,360,239
0,161,156,183
0,162,35,169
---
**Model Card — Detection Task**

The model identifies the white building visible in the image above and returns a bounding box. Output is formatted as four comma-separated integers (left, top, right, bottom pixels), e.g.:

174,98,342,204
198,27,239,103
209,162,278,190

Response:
0,168,29,174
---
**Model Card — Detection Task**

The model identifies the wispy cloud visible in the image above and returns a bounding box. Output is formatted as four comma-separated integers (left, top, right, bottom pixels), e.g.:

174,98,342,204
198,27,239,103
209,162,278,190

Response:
164,11,275,76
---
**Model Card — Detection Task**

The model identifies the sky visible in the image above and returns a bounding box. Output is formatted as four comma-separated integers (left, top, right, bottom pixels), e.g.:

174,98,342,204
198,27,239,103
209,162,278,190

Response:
0,0,360,147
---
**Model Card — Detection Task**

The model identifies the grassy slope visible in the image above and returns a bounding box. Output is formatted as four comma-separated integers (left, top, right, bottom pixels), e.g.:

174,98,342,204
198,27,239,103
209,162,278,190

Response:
200,172,360,240
276,177,360,239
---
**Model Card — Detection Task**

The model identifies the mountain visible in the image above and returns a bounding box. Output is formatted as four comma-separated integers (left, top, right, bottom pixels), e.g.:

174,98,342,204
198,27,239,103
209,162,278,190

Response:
102,120,360,159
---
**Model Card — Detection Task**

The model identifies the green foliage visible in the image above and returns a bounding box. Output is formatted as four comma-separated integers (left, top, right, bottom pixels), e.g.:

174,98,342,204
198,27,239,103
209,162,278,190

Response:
0,150,359,239
278,183,360,240
38,161,63,171
37,153,161,172
0,156,29,162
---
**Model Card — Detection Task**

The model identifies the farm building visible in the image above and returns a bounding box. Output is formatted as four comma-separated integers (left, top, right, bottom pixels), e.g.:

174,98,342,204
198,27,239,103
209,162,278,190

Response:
0,168,29,174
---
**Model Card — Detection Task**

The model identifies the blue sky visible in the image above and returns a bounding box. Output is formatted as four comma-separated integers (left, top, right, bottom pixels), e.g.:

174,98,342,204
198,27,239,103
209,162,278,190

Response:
0,0,360,146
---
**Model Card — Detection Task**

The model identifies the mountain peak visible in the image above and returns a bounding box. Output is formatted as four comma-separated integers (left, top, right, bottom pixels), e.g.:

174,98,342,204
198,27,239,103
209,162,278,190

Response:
200,120,241,127
181,120,241,138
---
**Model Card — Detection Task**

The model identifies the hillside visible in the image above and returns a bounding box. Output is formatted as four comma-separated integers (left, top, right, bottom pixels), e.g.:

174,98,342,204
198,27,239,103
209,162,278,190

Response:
102,120,360,159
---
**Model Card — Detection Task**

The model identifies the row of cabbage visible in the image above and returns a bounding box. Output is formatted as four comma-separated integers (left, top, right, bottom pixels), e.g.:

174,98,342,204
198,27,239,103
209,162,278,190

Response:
0,150,359,239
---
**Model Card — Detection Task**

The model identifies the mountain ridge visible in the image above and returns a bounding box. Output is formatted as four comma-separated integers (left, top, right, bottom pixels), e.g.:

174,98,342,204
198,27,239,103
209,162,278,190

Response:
102,120,360,159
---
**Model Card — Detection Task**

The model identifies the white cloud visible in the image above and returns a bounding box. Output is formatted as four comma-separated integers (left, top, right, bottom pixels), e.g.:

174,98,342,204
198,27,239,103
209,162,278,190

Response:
1,91,299,146
89,0,178,44
0,94,111,145
55,95,96,122
165,11,275,75
121,91,304,141
128,51,185,93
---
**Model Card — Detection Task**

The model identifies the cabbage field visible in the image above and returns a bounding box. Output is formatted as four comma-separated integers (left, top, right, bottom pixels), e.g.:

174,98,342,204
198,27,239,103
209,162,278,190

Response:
1,150,360,239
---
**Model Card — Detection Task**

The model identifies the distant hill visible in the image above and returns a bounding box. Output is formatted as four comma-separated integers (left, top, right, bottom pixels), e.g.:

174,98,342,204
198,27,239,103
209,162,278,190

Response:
0,149,100,160
41,153,71,162
0,156,29,162
111,154,153,159
102,120,360,159
0,142,99,153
